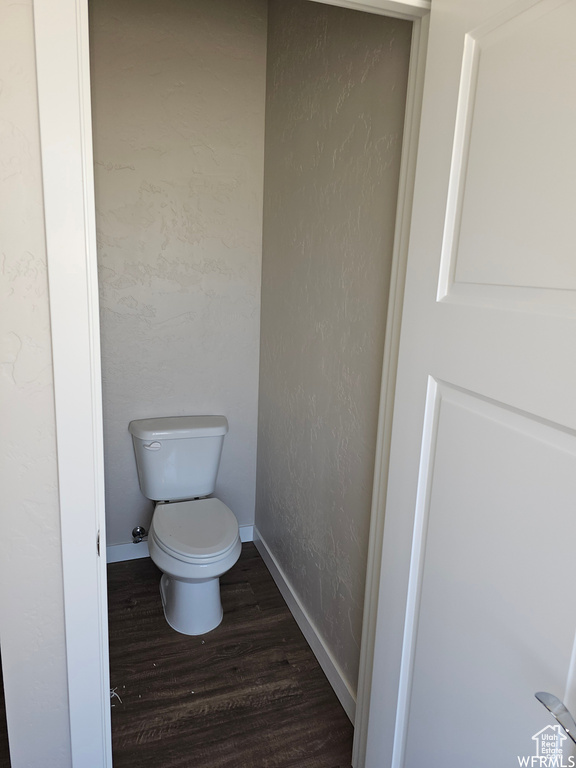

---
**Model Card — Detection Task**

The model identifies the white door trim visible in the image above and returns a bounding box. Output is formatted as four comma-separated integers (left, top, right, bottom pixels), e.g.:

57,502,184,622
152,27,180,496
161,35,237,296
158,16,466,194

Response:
352,12,429,766
307,0,430,20
15,0,429,766
33,0,112,765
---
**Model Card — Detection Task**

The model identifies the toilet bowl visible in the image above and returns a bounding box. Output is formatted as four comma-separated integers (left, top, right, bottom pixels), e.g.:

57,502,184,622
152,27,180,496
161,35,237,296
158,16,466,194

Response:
128,415,241,636
148,498,241,635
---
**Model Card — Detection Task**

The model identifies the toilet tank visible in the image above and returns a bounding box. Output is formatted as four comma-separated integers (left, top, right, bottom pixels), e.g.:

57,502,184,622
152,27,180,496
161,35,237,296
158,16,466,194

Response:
128,416,228,501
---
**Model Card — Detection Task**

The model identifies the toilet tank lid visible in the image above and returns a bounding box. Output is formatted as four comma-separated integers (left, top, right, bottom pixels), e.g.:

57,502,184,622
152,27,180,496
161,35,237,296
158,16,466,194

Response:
128,415,228,440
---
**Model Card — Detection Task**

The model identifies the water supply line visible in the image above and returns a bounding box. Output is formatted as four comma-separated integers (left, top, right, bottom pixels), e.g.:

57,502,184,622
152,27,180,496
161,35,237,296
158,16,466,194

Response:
132,526,147,544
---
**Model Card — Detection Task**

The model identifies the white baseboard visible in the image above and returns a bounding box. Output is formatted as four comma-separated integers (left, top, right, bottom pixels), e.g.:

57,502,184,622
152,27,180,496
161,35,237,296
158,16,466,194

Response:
253,526,356,723
239,524,254,543
106,540,150,563
107,524,254,563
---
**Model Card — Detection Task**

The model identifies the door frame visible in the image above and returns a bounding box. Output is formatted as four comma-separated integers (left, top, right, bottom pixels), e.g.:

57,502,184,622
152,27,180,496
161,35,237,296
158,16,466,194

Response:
352,11,429,766
33,0,112,764
23,0,430,765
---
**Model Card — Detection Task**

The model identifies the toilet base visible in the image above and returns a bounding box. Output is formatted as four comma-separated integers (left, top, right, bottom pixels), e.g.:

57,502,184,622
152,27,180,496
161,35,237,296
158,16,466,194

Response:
159,573,223,636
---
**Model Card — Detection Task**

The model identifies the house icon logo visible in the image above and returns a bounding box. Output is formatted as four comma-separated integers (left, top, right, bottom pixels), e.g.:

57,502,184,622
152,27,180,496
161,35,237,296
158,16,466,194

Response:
532,724,567,758
518,725,575,766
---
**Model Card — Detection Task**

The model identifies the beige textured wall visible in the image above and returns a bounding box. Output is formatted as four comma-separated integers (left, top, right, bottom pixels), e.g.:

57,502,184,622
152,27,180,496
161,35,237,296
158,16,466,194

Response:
90,0,267,545
0,0,72,765
256,0,411,693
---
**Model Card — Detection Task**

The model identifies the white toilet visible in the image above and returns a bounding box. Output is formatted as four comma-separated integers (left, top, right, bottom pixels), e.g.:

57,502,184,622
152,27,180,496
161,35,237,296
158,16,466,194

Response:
128,415,241,636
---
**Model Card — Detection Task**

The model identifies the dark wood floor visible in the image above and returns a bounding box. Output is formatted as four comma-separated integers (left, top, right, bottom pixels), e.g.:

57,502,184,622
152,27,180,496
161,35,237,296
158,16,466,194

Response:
0,658,9,767
108,543,353,768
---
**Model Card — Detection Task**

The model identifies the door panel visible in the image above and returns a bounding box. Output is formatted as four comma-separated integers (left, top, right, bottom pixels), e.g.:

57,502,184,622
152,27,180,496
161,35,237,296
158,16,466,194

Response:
440,0,576,308
366,0,576,766
406,381,576,764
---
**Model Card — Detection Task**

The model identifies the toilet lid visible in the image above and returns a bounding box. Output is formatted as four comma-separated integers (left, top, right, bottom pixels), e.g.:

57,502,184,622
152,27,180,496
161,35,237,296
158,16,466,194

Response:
153,498,239,560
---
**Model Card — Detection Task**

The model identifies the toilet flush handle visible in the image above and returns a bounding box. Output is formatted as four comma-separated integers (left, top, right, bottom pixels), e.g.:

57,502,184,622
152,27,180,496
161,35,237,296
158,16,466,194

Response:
143,441,162,451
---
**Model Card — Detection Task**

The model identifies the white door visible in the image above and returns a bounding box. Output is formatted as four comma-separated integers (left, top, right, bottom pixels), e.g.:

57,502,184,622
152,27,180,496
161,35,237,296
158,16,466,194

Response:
365,0,576,766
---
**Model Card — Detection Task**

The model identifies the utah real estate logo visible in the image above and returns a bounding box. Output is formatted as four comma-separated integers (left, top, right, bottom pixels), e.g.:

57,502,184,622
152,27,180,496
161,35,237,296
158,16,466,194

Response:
518,724,574,767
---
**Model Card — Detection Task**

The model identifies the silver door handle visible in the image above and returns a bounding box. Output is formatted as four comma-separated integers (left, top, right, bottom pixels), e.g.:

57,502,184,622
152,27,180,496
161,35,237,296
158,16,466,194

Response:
535,692,576,744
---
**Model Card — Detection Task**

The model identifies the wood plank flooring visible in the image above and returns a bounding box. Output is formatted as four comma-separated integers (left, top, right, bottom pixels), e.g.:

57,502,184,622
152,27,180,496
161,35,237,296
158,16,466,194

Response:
0,659,9,768
108,543,353,768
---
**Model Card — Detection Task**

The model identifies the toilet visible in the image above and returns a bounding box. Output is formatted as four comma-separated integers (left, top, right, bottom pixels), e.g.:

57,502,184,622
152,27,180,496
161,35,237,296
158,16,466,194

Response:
128,415,241,636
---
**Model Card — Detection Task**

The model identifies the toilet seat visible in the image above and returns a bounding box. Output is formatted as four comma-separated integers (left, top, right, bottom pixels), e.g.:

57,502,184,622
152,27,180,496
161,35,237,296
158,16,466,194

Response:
152,498,239,564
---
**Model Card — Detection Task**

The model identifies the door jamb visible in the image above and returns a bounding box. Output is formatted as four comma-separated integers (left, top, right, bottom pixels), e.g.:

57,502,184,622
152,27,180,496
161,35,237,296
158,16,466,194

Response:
352,13,429,766
33,0,112,764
